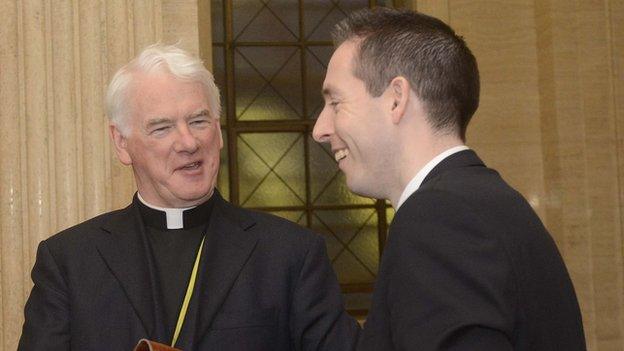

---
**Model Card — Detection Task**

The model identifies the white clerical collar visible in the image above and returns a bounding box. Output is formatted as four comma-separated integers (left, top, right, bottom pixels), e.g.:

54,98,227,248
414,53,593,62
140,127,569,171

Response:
137,192,197,229
396,145,470,210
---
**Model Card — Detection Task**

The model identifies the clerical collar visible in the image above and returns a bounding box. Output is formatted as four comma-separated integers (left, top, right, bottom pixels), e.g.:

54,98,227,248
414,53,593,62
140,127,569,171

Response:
135,192,215,230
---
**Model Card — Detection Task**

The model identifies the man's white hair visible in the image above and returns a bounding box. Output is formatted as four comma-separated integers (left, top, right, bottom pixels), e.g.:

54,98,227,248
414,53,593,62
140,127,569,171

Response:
106,43,221,135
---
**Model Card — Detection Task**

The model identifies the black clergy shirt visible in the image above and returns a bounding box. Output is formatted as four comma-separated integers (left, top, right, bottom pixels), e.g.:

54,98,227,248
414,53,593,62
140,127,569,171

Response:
136,195,215,342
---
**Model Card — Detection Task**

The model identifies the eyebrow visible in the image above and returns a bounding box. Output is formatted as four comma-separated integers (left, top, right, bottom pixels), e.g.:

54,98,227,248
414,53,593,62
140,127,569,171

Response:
145,117,173,129
321,86,336,98
190,109,210,118
145,109,211,126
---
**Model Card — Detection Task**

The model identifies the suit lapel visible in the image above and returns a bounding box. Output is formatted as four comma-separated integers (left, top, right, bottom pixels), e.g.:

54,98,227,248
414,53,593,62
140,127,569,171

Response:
95,202,160,339
175,193,258,349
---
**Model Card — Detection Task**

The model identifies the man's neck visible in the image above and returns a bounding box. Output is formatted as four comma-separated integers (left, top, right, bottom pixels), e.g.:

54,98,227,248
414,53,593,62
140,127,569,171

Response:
390,134,465,206
393,145,469,209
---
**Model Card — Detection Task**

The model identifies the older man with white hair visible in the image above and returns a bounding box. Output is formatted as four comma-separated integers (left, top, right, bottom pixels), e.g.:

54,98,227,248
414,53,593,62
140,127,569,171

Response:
19,44,358,351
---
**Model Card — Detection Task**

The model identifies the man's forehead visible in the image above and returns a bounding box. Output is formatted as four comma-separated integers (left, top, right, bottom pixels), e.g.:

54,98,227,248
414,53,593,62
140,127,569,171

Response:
321,83,346,99
128,74,211,121
144,108,210,123
329,42,357,68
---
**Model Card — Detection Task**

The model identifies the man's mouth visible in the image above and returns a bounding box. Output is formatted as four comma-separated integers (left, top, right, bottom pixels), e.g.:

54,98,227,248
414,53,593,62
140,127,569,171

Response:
179,161,202,170
334,149,349,162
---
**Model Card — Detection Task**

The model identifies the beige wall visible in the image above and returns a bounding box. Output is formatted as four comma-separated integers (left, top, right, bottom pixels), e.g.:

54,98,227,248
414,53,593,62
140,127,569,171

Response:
1,0,623,350
414,1,624,350
0,1,199,349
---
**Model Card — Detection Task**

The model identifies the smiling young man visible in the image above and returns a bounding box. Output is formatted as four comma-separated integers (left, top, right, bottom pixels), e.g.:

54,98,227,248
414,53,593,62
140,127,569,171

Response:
18,44,358,351
313,8,586,351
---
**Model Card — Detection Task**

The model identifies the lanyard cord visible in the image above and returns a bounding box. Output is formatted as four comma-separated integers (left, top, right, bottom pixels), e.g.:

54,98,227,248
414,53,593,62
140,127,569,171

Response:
171,236,205,347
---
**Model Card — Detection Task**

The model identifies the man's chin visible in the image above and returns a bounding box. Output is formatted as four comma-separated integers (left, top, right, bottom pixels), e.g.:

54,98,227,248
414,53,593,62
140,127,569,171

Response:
345,178,373,198
173,188,215,207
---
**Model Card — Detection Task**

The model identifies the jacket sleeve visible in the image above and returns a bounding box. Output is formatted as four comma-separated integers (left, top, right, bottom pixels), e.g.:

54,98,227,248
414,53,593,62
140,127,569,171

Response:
18,240,71,351
361,189,515,351
289,235,360,351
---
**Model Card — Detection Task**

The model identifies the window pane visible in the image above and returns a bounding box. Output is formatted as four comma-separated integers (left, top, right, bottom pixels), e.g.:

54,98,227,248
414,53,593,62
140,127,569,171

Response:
304,0,367,41
211,0,224,42
269,210,306,225
312,209,379,284
344,292,373,318
386,205,395,225
212,46,227,123
235,47,302,120
305,46,333,119
308,136,374,205
233,0,298,42
238,133,306,207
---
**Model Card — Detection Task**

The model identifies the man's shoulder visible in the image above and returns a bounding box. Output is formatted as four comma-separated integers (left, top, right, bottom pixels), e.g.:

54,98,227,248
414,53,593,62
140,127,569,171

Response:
417,160,527,213
397,161,553,254
222,202,321,248
45,204,132,246
246,207,319,241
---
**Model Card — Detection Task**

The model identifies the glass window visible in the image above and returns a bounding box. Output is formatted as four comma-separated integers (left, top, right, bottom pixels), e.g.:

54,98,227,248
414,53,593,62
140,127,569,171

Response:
211,0,395,318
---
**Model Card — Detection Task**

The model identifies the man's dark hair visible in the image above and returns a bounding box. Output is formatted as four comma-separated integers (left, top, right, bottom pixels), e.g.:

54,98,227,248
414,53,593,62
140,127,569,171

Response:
332,8,480,140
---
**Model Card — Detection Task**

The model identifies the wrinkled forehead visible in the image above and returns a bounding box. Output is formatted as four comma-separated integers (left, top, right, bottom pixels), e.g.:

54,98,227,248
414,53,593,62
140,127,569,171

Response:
128,72,210,118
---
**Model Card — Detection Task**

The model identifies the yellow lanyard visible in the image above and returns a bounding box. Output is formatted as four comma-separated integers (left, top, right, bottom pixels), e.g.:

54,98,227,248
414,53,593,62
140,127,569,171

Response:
171,236,205,347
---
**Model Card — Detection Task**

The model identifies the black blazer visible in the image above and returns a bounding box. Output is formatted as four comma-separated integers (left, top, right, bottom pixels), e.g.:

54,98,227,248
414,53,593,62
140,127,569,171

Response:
358,150,585,350
19,192,359,351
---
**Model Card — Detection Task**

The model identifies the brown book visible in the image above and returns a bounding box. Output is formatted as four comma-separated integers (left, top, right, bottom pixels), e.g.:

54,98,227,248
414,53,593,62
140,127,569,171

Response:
133,339,181,351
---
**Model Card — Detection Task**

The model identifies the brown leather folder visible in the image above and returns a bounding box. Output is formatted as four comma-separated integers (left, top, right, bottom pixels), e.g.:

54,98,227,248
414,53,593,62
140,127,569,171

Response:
133,339,181,351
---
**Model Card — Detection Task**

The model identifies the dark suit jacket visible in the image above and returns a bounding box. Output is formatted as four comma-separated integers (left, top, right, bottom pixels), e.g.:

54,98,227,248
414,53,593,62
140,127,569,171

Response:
19,192,358,351
358,150,585,351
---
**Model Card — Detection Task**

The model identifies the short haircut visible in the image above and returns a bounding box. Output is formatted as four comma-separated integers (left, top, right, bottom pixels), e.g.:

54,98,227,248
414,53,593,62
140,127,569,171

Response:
332,8,479,140
106,43,221,135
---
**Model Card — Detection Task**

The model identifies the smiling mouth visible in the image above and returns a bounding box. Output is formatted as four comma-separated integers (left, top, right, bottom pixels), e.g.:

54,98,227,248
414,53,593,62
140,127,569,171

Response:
179,161,202,170
334,149,349,162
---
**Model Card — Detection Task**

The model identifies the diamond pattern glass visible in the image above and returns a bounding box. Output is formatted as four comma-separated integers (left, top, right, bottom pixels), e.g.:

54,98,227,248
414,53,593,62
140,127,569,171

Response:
308,136,374,205
234,0,298,42
235,47,302,120
344,292,373,314
212,46,227,123
306,46,333,119
213,0,393,319
269,211,306,225
312,209,379,284
238,133,305,207
304,0,368,41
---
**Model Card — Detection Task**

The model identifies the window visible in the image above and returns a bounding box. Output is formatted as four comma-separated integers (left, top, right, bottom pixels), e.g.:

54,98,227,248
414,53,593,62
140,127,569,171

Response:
210,0,396,318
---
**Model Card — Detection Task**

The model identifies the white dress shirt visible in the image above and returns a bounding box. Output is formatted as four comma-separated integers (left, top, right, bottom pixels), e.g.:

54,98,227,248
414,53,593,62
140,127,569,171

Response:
396,145,470,210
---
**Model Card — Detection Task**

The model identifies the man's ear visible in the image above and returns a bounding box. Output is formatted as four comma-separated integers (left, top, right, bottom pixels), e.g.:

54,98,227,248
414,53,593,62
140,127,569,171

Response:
109,124,132,165
388,76,410,125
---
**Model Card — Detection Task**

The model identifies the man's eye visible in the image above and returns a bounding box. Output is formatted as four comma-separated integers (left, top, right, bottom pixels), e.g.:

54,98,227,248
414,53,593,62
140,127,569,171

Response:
190,119,209,127
150,126,170,135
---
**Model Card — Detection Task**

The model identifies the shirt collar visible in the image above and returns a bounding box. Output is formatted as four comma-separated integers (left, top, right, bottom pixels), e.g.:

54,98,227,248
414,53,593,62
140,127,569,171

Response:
136,192,213,230
396,145,470,210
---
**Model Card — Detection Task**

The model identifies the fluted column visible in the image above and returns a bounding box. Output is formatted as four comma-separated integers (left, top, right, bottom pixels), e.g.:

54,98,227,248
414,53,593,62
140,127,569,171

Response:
1,2,26,349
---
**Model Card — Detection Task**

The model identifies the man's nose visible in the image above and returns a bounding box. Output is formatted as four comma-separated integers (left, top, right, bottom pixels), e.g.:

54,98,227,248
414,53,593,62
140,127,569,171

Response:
312,106,333,143
173,125,199,153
